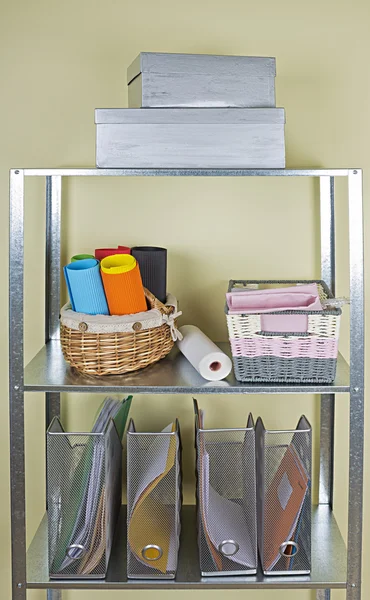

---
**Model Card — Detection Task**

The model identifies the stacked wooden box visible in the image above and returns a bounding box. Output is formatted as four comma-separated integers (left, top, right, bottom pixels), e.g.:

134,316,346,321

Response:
95,52,285,169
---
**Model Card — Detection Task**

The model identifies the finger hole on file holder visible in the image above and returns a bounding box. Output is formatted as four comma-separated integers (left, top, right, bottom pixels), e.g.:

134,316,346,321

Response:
66,544,86,560
218,540,239,556
279,541,299,557
142,544,163,561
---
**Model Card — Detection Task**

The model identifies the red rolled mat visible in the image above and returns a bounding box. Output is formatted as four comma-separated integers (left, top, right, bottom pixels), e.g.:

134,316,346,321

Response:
95,247,131,261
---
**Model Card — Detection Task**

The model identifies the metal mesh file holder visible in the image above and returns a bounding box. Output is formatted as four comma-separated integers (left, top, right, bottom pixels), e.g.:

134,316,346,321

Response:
194,401,257,576
47,416,122,578
127,419,182,579
256,416,312,575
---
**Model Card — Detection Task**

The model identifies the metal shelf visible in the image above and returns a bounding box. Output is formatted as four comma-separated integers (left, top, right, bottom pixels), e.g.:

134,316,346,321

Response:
27,505,346,590
21,168,353,177
24,340,350,394
9,167,365,599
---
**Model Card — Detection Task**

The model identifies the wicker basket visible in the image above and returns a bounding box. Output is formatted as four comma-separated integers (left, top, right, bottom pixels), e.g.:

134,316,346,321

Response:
226,280,342,383
60,288,181,376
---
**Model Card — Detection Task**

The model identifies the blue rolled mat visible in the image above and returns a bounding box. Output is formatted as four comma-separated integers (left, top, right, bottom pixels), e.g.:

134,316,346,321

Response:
63,258,109,315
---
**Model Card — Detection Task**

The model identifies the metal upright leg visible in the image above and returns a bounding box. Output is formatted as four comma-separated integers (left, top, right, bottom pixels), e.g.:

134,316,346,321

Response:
45,176,62,430
9,169,26,600
317,176,336,600
45,176,62,600
346,169,364,600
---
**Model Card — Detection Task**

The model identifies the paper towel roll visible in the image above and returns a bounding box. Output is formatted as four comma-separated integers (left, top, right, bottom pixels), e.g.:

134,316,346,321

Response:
177,325,232,381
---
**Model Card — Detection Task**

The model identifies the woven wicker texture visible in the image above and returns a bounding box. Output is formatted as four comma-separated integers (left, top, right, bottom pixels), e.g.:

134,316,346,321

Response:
60,288,176,376
232,356,337,383
230,337,338,359
226,280,341,383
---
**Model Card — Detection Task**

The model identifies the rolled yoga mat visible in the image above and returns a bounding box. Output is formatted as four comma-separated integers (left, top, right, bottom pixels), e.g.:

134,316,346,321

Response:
71,254,95,262
64,258,109,315
100,254,147,316
177,325,232,381
131,246,167,303
95,247,131,261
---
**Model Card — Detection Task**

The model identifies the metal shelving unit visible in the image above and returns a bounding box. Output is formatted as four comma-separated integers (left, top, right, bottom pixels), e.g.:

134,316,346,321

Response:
9,168,364,600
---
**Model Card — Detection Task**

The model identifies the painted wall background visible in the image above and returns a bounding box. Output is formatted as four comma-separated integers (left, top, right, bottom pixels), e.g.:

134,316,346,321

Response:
0,0,368,599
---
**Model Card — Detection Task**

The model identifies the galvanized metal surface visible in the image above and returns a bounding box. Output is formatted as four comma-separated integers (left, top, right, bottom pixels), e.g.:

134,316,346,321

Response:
9,169,26,600
8,167,364,599
319,175,336,509
45,174,62,520
128,72,276,109
347,170,365,600
96,123,286,169
318,395,335,507
95,108,285,124
22,168,351,177
23,340,350,394
317,590,331,600
127,53,277,82
45,176,61,342
320,176,336,296
47,590,62,600
27,505,346,590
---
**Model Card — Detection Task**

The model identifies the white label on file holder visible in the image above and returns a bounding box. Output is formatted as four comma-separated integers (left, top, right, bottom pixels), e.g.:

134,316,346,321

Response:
277,472,293,510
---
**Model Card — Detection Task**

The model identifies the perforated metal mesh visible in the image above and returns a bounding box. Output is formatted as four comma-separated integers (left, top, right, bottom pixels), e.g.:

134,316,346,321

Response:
47,417,122,579
127,421,181,579
256,417,311,575
195,421,257,576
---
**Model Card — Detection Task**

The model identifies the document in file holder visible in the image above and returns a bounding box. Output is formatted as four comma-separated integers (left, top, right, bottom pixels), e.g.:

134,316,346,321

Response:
263,444,309,571
256,415,312,575
48,395,132,578
194,400,257,576
127,419,181,578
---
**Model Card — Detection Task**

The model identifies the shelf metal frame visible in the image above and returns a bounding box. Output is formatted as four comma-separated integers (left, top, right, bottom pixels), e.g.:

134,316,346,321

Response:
8,168,364,600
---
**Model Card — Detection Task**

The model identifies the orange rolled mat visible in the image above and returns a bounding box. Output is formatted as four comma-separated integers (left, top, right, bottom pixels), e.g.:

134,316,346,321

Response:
100,254,147,316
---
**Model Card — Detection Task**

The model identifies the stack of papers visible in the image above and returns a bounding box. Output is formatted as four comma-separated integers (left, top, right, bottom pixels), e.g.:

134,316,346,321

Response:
51,396,132,576
127,421,180,576
195,403,256,573
263,440,310,572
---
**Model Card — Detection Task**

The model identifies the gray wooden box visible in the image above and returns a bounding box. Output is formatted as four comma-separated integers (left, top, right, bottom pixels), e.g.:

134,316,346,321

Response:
95,108,285,169
127,52,276,108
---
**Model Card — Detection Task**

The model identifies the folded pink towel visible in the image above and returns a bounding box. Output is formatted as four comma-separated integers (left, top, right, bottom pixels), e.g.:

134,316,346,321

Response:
227,283,322,312
226,283,323,333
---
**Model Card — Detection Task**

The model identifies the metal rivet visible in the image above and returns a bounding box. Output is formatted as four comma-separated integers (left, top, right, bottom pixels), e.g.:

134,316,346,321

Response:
351,583,356,587
79,322,88,332
354,387,359,392
133,322,142,332
353,170,358,174
14,385,19,391
17,583,22,588
15,170,20,174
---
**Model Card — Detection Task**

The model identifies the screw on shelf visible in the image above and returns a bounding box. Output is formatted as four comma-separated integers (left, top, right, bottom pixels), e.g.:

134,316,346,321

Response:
351,583,356,587
14,170,19,174
17,583,22,588
354,387,360,392
14,385,19,391
353,170,358,174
